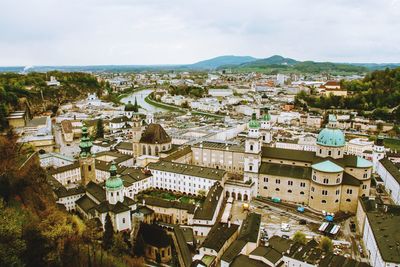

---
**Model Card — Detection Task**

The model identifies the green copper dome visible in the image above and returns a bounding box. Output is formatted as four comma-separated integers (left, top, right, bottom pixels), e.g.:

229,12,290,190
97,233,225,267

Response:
262,112,271,122
316,115,345,147
249,113,261,129
106,162,123,190
79,125,92,158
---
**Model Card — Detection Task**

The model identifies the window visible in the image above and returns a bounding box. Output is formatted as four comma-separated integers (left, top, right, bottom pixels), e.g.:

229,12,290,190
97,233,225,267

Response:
275,188,280,191
362,185,367,190
311,187,314,192
313,175,316,181
335,199,339,203
321,200,326,203
300,182,306,187
88,165,92,171
336,189,340,195
338,150,341,156
122,218,125,223
319,149,322,154
249,165,253,171
276,179,281,184
346,198,351,202
322,190,328,195
264,177,268,183
328,151,332,156
288,190,292,193
363,173,368,178
347,189,353,194
263,186,268,189
288,181,293,186
300,191,305,195
323,178,329,184
336,178,340,183
250,144,253,151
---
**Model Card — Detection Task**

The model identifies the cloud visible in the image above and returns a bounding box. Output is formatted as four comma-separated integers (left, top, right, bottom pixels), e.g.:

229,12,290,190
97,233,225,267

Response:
0,0,399,65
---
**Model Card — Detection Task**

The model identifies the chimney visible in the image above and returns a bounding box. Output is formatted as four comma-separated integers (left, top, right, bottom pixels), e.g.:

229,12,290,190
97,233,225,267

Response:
142,199,145,205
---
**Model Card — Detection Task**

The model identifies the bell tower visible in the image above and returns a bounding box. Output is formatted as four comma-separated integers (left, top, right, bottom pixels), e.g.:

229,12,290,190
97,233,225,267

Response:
79,125,96,185
244,113,262,198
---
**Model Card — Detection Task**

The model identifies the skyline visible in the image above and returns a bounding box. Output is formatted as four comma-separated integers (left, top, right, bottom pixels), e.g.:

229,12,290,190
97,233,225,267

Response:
1,0,400,66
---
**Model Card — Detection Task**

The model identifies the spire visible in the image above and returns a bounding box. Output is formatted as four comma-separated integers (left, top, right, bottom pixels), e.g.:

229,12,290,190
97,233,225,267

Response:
79,124,92,158
134,97,138,112
106,161,123,190
248,113,261,129
261,108,271,121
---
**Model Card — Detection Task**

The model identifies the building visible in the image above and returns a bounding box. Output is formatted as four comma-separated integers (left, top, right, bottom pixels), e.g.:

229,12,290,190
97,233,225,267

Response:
357,197,400,267
376,157,400,204
147,161,227,196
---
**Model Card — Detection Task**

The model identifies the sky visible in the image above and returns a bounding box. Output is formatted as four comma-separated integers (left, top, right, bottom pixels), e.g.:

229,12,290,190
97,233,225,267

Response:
0,0,400,66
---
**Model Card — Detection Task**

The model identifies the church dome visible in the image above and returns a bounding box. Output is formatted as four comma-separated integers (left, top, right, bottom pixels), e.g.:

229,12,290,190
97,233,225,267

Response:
261,112,271,122
106,163,123,190
249,113,261,129
316,115,345,147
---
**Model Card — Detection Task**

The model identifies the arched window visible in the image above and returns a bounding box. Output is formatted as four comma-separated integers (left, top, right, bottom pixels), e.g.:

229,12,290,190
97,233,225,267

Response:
155,146,159,156
148,145,152,155
143,145,146,155
250,144,254,151
288,190,292,193
300,191,305,195
321,200,326,203
346,199,351,202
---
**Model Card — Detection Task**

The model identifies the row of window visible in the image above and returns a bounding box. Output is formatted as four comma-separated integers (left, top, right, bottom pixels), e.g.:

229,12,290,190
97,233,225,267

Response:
263,178,306,187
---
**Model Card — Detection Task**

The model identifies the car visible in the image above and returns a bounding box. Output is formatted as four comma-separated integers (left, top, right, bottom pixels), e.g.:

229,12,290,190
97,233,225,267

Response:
282,235,290,239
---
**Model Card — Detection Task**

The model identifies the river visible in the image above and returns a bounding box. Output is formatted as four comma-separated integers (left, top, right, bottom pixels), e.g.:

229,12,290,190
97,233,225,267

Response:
120,89,168,113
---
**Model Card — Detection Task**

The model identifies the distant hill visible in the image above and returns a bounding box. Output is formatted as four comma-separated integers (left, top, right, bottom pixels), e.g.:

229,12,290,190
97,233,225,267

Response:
1,55,399,74
240,55,298,67
189,55,257,69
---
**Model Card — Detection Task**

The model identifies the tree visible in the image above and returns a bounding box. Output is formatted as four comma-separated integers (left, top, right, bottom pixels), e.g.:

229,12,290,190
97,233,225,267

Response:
0,103,8,131
111,232,128,256
96,119,104,139
320,236,333,253
22,225,49,267
102,213,114,250
134,97,139,112
133,234,145,257
0,200,26,267
293,231,307,245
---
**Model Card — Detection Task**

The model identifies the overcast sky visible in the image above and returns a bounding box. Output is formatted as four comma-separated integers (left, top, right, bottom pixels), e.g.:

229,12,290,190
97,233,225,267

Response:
1,0,399,66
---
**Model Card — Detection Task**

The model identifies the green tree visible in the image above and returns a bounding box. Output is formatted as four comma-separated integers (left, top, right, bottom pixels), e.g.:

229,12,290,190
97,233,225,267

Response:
96,119,104,139
111,232,128,256
320,236,333,253
133,234,145,257
22,225,49,267
0,103,8,131
293,231,307,245
0,200,27,267
102,213,114,250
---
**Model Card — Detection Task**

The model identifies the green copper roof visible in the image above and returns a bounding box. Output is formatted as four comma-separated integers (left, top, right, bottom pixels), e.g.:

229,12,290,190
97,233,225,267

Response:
317,115,345,147
106,162,123,190
356,157,373,168
262,112,271,122
317,128,345,147
312,160,344,173
249,113,261,129
79,125,92,157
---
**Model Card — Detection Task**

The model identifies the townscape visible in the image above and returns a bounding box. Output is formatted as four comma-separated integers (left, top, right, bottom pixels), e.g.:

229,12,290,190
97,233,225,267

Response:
1,1,400,267
2,65,400,267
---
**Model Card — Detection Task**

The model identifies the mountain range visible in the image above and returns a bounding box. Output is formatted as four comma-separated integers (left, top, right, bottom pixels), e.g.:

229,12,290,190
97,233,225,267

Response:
0,55,399,73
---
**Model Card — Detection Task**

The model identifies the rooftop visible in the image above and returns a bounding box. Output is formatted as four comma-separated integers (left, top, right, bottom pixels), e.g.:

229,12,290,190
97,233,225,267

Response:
148,161,226,181
201,222,239,252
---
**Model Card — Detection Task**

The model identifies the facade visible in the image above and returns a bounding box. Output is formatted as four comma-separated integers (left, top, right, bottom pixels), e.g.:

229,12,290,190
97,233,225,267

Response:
376,157,400,204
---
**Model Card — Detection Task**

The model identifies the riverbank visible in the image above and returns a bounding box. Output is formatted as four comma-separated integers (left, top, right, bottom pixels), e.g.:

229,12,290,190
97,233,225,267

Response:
145,93,225,119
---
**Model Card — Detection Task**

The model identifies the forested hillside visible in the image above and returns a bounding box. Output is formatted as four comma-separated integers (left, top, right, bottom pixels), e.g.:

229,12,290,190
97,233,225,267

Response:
296,67,400,122
0,71,104,127
0,134,143,267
